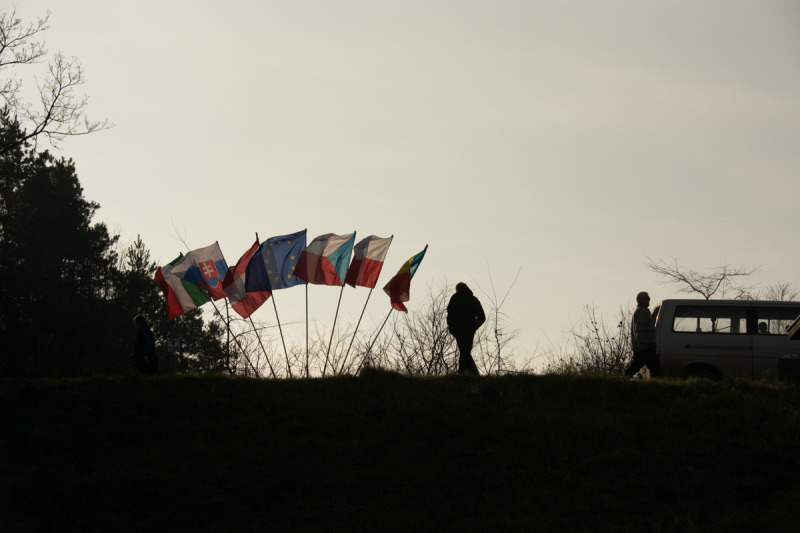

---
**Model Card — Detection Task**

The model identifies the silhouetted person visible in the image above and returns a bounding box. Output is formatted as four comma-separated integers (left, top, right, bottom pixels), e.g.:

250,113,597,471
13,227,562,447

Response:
625,291,661,378
758,322,769,334
133,314,159,375
447,282,485,375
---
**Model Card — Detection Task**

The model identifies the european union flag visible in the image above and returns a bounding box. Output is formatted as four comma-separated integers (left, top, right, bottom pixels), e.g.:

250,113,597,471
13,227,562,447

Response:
245,229,308,292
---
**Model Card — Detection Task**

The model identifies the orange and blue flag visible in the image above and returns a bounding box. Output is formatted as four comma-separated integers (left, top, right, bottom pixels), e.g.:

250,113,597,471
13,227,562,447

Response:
383,245,428,313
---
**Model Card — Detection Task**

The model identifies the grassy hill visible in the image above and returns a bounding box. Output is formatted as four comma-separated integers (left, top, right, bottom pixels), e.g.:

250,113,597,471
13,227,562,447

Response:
2,371,798,532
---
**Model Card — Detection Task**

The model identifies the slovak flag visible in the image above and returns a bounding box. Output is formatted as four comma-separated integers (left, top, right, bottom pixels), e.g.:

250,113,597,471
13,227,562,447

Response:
345,235,393,289
155,254,211,319
177,242,229,301
294,232,356,286
222,239,272,319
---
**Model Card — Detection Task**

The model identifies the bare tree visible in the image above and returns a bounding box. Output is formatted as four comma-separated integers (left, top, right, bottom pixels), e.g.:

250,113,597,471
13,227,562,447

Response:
748,282,799,302
647,256,758,299
0,9,110,152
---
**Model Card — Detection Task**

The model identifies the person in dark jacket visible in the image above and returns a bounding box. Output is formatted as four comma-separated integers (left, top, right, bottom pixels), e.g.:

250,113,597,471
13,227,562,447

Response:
447,282,486,375
133,314,159,375
624,291,661,378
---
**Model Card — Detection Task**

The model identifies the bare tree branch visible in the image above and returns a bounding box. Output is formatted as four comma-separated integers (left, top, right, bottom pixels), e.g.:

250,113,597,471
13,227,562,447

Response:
0,9,111,153
0,9,49,109
646,256,758,299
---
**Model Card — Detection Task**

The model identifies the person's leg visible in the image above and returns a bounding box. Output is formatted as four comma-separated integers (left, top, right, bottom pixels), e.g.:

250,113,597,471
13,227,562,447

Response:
644,348,661,377
624,352,645,377
457,335,479,375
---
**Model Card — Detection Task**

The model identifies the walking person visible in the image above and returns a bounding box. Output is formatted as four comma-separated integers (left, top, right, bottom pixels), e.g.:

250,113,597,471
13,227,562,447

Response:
447,282,486,375
625,291,661,378
132,314,159,375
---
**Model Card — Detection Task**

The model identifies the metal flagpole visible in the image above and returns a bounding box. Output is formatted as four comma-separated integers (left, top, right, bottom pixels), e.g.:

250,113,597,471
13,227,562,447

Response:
244,231,277,378
271,294,292,378
355,308,393,374
229,232,278,378
248,316,276,378
305,284,309,377
209,300,260,377
175,238,260,376
323,283,347,376
340,287,373,374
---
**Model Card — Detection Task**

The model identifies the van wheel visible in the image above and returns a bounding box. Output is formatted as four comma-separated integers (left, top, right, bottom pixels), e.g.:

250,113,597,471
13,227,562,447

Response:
684,365,721,380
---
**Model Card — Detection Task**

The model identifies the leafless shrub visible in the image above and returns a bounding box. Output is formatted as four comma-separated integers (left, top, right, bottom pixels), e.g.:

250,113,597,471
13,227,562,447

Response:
544,305,632,376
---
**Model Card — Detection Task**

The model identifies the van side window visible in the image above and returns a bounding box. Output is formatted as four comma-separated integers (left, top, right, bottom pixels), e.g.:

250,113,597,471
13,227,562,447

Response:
672,305,747,334
755,306,800,335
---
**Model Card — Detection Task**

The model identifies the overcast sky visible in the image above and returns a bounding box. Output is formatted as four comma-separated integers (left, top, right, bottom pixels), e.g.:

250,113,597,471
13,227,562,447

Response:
13,0,800,368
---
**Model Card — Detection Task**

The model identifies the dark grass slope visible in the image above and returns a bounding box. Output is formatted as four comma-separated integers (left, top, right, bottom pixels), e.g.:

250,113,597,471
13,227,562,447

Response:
1,370,798,532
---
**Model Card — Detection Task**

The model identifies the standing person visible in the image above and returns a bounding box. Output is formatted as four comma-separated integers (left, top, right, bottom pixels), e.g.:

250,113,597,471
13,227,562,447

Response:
625,291,661,378
447,282,486,375
133,314,159,375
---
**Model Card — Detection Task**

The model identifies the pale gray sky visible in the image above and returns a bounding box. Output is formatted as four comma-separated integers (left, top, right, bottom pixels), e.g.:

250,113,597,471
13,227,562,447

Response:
14,1,800,367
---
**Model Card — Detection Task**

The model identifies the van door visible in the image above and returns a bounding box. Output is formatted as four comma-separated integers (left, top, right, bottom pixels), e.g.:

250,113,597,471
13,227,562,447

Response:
752,305,800,378
665,304,752,378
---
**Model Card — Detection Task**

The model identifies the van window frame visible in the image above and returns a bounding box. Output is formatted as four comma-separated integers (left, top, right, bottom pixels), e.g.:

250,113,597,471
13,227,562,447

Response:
671,304,749,335
752,305,800,336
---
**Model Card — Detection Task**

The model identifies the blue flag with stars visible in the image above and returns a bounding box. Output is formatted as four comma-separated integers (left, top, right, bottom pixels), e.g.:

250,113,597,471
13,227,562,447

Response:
245,230,307,292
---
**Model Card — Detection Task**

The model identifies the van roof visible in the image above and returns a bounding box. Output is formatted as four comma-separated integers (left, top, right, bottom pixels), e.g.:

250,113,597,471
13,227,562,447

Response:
655,299,800,307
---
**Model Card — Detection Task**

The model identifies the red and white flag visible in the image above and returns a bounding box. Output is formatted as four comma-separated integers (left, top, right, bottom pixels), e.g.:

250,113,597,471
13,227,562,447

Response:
345,235,393,289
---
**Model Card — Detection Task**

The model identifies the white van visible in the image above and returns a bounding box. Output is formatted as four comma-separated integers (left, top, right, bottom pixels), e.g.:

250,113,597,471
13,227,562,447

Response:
652,299,800,380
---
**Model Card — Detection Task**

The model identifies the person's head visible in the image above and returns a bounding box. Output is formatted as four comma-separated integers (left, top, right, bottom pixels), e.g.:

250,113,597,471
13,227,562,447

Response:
133,314,149,328
758,322,768,333
636,291,650,307
455,282,470,294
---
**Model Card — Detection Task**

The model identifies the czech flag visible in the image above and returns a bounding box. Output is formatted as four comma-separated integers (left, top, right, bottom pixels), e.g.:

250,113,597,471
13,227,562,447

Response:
345,235,393,289
295,232,356,286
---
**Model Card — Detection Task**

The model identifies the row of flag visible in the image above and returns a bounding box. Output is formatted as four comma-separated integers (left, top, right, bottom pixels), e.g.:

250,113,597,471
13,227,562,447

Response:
154,230,428,320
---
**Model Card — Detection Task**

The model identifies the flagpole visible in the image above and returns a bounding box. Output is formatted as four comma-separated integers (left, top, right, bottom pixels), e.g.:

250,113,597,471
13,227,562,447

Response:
323,283,346,376
355,308,393,374
173,238,263,377
305,284,309,378
246,232,278,378
209,300,260,377
249,316,277,378
340,287,373,374
271,294,292,378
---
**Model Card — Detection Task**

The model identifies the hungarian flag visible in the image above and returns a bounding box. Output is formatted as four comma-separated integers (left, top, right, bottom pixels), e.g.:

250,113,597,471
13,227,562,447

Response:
155,254,212,319
383,245,428,313
245,230,307,292
345,235,393,289
295,232,356,286
222,239,272,319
